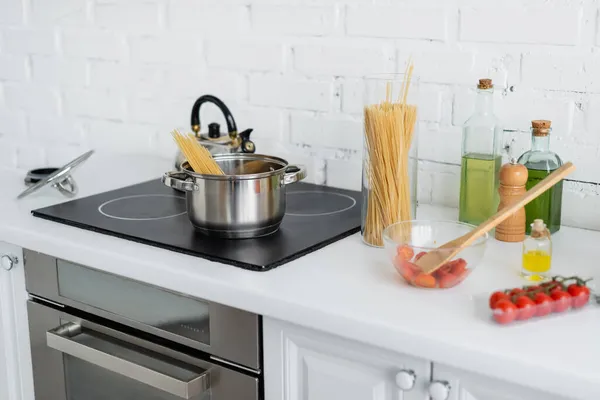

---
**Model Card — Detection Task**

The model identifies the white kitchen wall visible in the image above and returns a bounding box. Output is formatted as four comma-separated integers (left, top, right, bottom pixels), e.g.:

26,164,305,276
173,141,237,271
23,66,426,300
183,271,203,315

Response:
1,0,600,229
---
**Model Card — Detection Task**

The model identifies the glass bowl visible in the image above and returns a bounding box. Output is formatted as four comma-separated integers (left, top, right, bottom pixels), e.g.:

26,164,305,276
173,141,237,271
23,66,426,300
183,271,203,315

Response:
382,220,488,289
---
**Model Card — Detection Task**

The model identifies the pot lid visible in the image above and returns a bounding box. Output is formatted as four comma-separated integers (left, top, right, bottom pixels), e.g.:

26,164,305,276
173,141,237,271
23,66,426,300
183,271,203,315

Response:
17,150,94,199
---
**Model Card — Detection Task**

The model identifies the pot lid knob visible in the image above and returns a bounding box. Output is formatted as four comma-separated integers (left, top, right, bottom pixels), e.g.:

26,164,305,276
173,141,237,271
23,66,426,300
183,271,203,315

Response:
208,123,221,139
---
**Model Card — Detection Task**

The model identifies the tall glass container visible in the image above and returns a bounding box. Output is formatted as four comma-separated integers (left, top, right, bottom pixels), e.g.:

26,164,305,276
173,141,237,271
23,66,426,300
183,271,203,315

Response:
517,120,563,234
458,79,503,226
361,73,419,247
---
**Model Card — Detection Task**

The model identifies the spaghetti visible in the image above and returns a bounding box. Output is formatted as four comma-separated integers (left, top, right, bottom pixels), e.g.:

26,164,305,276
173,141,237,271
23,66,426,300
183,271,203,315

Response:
172,129,225,175
362,64,417,246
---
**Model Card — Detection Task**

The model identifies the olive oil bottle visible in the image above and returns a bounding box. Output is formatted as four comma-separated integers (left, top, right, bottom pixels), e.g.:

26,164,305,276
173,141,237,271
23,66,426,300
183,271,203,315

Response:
458,79,503,226
522,219,552,281
459,154,502,225
517,120,563,234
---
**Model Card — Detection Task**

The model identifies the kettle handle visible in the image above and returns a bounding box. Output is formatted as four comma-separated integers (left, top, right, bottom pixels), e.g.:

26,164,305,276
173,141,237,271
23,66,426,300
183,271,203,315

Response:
162,171,198,192
191,95,237,137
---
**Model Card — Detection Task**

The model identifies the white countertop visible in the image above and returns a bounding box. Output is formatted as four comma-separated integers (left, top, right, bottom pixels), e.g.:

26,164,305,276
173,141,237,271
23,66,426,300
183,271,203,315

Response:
1,153,599,400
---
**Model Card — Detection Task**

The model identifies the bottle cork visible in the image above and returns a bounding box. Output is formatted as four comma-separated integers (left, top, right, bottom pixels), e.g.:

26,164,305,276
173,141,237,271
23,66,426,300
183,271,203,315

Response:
495,159,529,242
531,120,552,137
531,219,551,239
478,79,493,90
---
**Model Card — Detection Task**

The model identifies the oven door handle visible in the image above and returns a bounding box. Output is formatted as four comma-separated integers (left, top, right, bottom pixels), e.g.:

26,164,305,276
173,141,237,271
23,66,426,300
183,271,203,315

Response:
46,322,211,399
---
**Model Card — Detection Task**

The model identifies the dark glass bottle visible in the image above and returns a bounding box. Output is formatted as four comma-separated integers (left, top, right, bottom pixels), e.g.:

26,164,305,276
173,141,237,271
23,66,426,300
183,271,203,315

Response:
517,120,563,234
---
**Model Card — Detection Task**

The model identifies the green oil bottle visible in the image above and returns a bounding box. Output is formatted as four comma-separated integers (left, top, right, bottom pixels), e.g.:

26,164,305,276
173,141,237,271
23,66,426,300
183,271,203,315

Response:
458,79,503,226
518,120,563,234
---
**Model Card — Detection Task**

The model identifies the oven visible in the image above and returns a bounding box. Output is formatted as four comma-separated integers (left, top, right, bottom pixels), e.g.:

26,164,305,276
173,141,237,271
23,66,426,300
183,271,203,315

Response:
24,249,262,400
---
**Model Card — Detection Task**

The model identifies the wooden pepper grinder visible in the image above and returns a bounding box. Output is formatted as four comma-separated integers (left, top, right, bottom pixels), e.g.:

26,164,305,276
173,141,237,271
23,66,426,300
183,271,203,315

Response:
495,158,529,242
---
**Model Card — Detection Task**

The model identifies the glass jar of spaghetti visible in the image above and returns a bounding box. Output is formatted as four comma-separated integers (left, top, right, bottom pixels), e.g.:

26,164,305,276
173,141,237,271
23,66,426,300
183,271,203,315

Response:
361,69,419,247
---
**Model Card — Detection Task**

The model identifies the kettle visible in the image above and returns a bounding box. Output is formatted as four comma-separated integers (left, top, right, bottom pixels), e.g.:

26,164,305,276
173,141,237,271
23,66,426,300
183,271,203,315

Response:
174,95,256,170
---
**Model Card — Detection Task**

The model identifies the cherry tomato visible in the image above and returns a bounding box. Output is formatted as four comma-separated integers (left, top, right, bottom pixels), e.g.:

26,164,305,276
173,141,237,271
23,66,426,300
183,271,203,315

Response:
414,251,427,261
542,281,564,293
435,263,452,276
414,273,437,288
525,285,542,293
551,290,572,313
515,295,536,320
492,299,518,324
449,258,467,276
396,245,415,261
567,284,590,309
394,259,419,283
509,288,525,297
489,291,510,309
438,272,459,289
533,292,553,317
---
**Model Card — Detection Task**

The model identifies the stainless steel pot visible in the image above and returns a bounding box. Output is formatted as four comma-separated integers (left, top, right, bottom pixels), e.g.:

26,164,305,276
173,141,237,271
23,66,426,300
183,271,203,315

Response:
162,154,306,239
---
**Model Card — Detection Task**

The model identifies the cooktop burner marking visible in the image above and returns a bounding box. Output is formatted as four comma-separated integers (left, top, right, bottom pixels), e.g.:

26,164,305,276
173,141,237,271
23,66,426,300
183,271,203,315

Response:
98,194,187,221
285,191,357,217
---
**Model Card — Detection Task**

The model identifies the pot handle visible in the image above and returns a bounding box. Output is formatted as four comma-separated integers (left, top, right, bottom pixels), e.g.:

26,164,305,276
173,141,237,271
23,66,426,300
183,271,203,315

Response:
162,171,198,192
283,165,306,185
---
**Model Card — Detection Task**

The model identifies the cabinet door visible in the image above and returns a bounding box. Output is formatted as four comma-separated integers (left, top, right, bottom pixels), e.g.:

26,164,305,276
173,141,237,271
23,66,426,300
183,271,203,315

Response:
431,363,569,400
264,318,430,400
0,243,34,400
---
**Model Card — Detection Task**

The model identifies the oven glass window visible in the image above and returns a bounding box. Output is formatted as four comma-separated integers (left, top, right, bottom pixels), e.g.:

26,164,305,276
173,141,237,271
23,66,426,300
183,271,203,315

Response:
57,260,210,345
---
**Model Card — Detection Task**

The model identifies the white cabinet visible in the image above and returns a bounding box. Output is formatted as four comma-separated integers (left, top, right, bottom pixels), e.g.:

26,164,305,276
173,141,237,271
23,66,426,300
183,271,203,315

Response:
264,318,431,400
264,318,572,400
0,243,34,400
431,363,569,400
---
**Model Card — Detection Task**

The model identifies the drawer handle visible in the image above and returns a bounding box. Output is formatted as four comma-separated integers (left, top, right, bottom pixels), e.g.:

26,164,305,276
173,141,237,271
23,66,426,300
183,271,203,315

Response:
47,322,210,399
395,369,416,391
429,380,451,400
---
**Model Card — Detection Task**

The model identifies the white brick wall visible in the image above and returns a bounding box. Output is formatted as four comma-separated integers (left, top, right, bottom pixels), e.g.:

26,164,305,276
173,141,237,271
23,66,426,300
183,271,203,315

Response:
1,0,600,230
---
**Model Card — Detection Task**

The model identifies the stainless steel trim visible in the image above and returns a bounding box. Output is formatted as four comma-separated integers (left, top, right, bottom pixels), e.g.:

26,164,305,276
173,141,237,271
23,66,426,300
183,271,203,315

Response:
29,294,65,308
24,249,261,370
47,322,210,399
162,171,199,192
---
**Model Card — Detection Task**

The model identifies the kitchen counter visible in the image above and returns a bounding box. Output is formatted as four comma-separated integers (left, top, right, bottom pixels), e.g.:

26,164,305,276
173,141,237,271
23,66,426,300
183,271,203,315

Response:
1,153,599,400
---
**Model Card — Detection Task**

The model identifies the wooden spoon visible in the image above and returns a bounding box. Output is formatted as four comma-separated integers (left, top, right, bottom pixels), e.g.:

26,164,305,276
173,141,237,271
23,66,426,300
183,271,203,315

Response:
415,162,576,275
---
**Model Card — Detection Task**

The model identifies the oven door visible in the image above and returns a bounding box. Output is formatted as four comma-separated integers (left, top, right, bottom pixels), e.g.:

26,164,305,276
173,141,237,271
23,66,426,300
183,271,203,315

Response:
27,301,259,400
24,250,260,370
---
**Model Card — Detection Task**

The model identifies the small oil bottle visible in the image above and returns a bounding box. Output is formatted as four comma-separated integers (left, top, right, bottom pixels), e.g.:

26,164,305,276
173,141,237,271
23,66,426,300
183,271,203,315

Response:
522,219,552,281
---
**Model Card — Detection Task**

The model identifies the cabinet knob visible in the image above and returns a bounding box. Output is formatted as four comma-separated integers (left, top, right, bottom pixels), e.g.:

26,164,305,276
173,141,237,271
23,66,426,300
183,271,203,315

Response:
429,380,451,400
395,369,416,391
1,254,18,271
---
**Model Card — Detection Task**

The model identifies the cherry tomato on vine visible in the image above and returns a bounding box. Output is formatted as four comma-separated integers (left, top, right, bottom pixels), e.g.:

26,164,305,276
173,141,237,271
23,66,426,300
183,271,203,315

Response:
542,281,564,293
515,295,536,320
525,285,541,293
533,292,553,317
509,288,525,297
567,284,590,309
551,290,572,313
492,299,518,324
489,291,510,309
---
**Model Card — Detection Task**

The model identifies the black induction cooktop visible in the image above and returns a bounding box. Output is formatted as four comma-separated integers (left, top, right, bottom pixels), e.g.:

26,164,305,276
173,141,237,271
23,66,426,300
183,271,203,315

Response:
32,179,362,271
